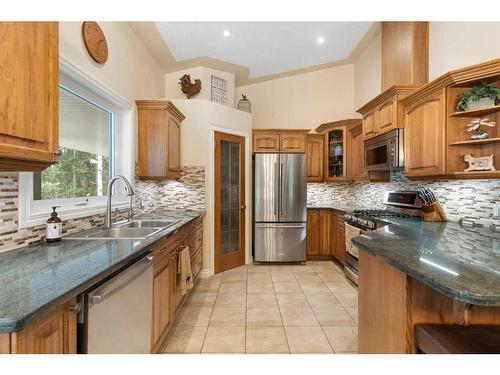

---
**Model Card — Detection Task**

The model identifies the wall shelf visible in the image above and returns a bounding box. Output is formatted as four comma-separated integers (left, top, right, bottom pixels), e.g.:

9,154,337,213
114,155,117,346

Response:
449,104,500,117
449,137,500,146
454,170,500,179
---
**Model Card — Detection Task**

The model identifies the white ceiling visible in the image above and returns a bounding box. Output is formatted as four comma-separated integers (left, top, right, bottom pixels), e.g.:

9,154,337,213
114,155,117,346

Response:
155,22,374,78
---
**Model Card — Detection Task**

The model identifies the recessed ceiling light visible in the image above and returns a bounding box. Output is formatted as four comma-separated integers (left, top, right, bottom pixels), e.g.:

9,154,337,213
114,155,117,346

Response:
223,29,230,37
317,36,325,45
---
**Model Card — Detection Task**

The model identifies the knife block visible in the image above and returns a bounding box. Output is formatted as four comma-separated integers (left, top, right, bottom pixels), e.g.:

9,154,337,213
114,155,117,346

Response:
422,202,447,222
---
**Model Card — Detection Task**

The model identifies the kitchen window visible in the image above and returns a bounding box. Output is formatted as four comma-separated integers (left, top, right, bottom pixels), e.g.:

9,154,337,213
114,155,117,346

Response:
33,86,115,201
18,62,134,228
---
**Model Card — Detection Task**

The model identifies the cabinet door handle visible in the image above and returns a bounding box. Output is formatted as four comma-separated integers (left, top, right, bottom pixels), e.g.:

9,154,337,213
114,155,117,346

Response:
69,303,81,314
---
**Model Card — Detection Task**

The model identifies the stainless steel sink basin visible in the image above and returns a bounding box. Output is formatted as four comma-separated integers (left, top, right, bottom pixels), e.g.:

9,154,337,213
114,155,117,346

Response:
65,219,180,240
65,227,163,240
119,220,179,229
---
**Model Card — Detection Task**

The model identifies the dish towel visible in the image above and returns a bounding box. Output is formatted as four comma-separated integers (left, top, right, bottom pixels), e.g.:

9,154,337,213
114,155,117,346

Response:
178,246,194,296
344,223,361,259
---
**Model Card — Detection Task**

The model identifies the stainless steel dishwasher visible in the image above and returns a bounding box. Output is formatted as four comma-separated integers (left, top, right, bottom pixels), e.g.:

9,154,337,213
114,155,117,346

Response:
79,253,154,354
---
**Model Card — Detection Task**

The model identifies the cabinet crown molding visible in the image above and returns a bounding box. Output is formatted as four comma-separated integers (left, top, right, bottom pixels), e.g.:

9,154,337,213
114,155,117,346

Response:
356,85,422,116
135,100,186,122
315,119,361,133
400,58,500,108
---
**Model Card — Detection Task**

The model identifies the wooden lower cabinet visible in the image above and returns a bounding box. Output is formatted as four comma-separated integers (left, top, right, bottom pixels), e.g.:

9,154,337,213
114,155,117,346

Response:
1,299,78,354
150,216,204,352
333,215,346,264
306,209,346,263
319,211,334,256
152,251,175,352
306,210,320,256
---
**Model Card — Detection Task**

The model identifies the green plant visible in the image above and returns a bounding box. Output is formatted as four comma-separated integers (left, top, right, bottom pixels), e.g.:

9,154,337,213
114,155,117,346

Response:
456,81,500,111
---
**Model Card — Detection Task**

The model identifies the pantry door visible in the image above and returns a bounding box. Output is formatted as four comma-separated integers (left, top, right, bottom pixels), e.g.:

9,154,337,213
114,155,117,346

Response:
214,131,246,273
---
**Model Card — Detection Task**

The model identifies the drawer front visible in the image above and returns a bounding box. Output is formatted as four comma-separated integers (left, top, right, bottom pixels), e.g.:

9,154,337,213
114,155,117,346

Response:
191,249,203,279
164,227,186,249
188,216,203,233
185,228,203,255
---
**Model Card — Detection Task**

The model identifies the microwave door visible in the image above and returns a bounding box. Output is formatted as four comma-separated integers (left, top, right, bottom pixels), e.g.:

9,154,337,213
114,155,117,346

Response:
365,141,389,171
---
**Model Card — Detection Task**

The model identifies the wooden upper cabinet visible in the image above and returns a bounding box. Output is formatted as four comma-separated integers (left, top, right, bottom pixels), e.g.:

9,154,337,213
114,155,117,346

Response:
362,111,377,139
12,299,77,354
253,133,280,152
279,133,306,153
324,126,347,181
0,22,59,171
347,121,367,181
136,100,185,180
357,85,421,141
403,89,446,178
253,130,307,153
305,134,324,182
378,101,396,132
381,22,429,91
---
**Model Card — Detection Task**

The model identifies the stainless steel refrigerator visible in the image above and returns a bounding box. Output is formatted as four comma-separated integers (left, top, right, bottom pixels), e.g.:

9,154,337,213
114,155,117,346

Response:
253,153,307,263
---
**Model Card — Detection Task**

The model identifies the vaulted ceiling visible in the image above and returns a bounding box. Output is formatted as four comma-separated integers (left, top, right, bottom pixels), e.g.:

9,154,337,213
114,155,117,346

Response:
154,22,374,79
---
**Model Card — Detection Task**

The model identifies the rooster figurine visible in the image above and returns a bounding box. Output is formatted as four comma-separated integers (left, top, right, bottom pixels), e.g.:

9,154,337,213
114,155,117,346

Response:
178,74,202,99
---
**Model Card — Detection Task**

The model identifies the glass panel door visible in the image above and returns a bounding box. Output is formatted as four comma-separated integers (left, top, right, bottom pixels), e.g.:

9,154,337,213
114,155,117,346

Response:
214,131,246,273
220,140,241,255
327,128,345,178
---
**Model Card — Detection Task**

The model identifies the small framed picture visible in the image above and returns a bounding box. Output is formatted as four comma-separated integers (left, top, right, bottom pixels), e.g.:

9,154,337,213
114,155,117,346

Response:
211,75,228,105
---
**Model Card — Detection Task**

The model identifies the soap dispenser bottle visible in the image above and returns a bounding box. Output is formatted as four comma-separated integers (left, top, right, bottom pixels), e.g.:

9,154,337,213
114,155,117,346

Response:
46,206,62,242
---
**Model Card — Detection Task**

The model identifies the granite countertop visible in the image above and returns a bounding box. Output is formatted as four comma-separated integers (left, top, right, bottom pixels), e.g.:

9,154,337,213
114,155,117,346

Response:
0,210,204,333
352,218,500,306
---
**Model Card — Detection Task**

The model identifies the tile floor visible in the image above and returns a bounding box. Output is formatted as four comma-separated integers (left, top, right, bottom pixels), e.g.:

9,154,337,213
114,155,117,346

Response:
163,261,358,354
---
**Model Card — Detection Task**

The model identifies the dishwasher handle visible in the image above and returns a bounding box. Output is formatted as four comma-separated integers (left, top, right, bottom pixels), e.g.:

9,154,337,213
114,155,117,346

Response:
88,254,154,305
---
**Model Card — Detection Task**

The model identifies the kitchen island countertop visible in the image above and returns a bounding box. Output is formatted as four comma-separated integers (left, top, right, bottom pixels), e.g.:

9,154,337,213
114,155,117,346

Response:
353,218,500,306
0,210,204,333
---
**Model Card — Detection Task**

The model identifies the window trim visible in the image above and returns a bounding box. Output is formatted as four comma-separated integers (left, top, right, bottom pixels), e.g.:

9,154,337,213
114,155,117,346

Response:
18,58,134,229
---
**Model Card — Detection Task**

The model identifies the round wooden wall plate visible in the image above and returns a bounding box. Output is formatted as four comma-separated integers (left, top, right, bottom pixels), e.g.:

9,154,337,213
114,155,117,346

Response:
82,21,108,64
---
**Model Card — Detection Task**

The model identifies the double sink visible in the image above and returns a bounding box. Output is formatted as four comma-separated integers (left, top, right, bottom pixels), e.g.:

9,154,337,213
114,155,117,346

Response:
66,219,180,240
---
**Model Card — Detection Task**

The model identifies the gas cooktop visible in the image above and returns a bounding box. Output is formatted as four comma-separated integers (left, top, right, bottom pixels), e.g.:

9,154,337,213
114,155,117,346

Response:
353,209,413,219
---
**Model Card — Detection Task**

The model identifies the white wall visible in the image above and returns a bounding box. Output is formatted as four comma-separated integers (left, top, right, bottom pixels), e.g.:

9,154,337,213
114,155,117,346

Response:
166,67,236,107
59,22,165,104
429,22,500,80
171,100,252,277
353,31,382,110
236,64,356,130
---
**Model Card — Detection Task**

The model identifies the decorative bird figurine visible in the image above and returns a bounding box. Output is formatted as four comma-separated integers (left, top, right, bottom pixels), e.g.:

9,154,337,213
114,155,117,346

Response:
466,118,496,139
178,74,202,99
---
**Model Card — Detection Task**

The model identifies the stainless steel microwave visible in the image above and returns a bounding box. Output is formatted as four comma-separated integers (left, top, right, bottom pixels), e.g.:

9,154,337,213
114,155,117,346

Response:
365,129,404,171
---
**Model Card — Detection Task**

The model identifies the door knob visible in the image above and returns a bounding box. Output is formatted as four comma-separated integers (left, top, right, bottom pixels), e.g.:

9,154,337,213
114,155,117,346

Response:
240,205,247,209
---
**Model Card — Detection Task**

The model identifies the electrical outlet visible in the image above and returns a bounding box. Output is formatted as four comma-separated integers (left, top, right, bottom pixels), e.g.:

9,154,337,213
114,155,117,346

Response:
493,205,500,218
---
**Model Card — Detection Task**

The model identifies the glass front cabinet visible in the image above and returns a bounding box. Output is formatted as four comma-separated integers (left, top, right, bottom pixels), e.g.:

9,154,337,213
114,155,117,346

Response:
324,126,346,181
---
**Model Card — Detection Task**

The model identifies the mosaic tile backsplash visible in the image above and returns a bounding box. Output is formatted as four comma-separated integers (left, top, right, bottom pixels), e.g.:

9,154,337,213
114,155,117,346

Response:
308,170,500,226
0,166,205,254
134,166,205,212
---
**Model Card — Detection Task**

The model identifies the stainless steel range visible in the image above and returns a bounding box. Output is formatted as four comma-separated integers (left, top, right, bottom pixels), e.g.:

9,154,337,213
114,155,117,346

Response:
343,191,422,285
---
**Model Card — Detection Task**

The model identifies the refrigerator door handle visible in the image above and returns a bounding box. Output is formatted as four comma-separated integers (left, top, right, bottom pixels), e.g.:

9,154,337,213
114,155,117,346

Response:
274,162,279,215
280,161,285,217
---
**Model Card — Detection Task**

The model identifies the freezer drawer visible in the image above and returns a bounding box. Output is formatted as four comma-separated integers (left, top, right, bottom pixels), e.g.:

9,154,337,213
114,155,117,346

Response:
254,223,306,262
